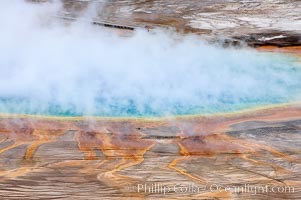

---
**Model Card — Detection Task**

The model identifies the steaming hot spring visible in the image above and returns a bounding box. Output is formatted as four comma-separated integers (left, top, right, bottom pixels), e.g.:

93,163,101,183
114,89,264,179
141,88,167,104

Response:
0,2,301,118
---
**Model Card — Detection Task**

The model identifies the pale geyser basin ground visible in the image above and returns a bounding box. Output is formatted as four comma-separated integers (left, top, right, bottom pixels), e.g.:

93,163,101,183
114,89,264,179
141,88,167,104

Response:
1,1,301,118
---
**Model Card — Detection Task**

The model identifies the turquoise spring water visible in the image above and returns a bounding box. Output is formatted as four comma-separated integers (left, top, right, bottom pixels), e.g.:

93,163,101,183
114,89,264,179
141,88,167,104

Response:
1,0,301,118
0,52,300,118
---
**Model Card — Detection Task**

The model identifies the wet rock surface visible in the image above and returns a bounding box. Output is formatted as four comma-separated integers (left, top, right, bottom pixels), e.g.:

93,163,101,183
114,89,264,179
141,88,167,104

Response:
1,1,301,199
0,106,301,199
52,0,301,46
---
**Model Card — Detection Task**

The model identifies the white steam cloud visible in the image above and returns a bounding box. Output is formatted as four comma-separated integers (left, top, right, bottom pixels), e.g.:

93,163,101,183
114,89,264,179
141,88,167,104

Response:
0,0,301,117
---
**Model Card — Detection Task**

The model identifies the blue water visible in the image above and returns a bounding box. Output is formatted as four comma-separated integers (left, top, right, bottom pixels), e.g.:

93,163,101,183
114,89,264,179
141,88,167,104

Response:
0,52,300,118
1,0,301,118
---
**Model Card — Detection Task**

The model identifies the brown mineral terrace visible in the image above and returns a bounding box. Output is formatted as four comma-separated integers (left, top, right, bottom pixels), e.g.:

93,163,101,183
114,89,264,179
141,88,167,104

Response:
0,103,301,199
2,1,301,199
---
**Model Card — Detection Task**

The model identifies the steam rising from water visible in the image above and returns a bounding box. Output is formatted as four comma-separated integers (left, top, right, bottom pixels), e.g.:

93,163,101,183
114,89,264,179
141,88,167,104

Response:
0,1,301,117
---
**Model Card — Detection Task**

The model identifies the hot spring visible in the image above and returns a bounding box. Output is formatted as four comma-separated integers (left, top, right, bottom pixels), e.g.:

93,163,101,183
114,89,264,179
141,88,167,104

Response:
0,1,301,117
